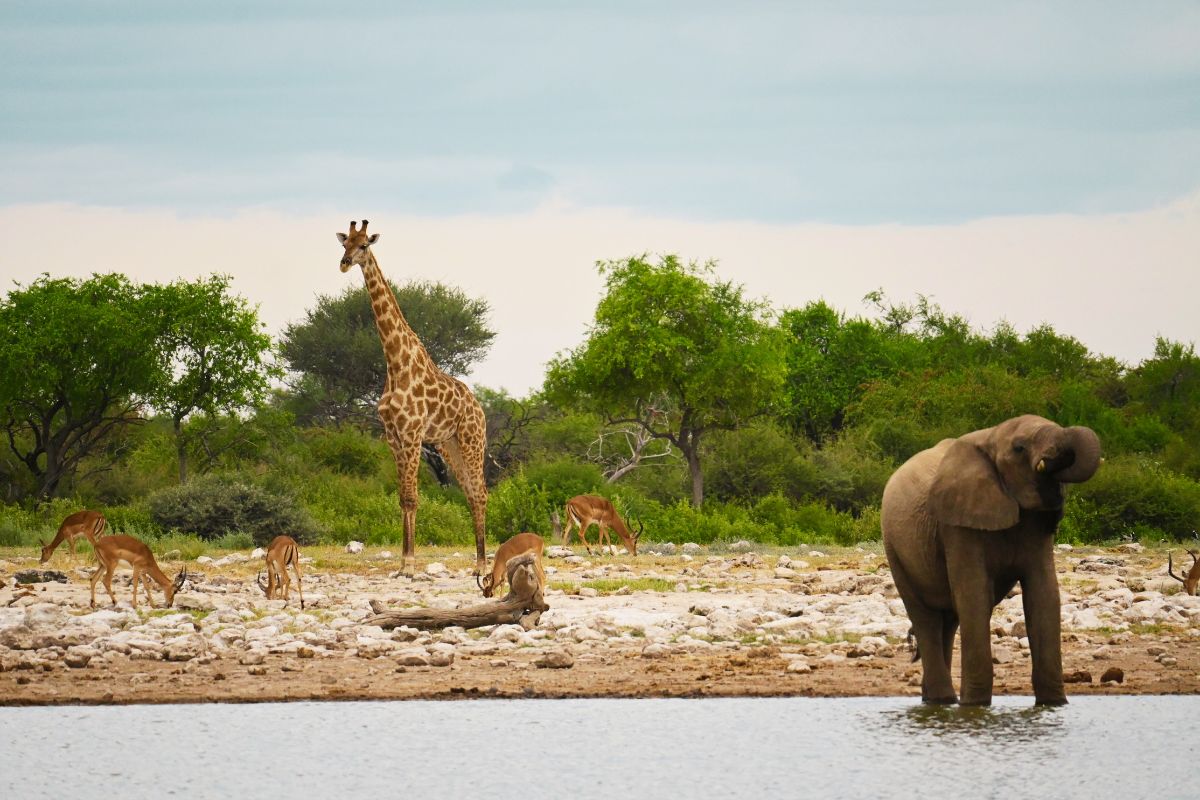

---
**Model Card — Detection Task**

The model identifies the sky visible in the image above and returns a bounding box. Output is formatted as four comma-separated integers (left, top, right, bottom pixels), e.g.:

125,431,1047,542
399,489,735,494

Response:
1,2,1197,393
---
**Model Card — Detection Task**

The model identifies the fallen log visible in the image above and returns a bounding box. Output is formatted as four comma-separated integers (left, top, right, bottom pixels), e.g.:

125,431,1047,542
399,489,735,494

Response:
365,552,549,631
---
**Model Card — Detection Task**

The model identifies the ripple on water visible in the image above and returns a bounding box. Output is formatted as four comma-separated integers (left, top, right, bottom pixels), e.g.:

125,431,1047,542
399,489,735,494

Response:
2,696,1198,799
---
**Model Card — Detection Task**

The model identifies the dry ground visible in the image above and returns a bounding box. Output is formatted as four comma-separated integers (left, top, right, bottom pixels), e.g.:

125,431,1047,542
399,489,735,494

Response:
1,542,1197,706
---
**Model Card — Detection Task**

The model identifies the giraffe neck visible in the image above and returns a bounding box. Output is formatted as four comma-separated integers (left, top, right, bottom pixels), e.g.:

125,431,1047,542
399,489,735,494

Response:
359,251,436,378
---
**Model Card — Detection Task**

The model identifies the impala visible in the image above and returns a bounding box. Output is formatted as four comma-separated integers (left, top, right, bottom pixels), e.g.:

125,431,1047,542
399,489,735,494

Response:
257,535,305,609
1168,550,1200,596
478,532,545,598
40,510,107,562
555,495,642,556
90,535,187,609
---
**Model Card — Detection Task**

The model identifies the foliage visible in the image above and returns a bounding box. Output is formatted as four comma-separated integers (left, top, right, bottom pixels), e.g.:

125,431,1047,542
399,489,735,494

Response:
1060,456,1200,543
147,475,322,546
0,274,164,499
545,255,786,508
279,280,495,427
144,275,277,482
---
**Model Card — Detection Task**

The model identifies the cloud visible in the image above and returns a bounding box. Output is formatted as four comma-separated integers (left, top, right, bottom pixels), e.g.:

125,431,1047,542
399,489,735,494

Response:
1,193,1197,395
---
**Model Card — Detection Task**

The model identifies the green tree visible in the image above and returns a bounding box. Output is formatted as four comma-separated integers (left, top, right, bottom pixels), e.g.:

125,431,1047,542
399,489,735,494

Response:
780,301,904,442
0,274,162,499
545,255,786,508
145,275,276,483
279,280,495,427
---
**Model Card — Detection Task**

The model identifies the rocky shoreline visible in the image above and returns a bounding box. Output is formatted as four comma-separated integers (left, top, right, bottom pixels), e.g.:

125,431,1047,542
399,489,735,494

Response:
1,542,1198,705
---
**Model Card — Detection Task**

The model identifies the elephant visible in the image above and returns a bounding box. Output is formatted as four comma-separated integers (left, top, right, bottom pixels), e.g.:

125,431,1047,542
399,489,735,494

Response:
881,414,1102,706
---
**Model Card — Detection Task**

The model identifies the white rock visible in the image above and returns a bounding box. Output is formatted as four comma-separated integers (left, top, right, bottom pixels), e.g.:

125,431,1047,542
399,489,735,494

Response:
641,643,672,658
774,567,797,579
786,660,812,674
345,541,365,554
428,650,454,667
196,556,214,565
251,548,266,559
424,562,449,577
395,648,430,666
173,592,215,611
236,648,265,666
162,633,208,662
681,543,702,555
578,587,599,598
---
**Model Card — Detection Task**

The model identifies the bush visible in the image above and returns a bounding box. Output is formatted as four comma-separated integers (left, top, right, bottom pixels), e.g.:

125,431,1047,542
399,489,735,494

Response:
1060,456,1200,543
147,475,322,546
302,427,385,478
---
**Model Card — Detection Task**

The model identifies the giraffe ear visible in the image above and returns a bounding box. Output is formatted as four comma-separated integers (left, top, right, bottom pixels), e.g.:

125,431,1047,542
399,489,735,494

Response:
336,232,348,244
367,233,380,245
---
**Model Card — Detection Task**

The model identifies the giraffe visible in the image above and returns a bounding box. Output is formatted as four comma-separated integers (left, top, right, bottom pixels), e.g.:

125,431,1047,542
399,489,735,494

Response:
336,220,489,577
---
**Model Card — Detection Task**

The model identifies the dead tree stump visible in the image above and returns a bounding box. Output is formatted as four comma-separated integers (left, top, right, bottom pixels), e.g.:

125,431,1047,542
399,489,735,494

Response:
365,552,549,631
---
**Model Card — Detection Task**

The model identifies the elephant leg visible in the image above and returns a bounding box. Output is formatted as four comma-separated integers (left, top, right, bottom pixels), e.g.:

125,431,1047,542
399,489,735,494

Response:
1022,559,1067,706
890,561,957,703
940,612,959,676
951,571,996,706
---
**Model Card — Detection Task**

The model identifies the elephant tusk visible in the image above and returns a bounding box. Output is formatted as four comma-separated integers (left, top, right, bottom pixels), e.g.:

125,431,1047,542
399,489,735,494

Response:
1036,459,1046,473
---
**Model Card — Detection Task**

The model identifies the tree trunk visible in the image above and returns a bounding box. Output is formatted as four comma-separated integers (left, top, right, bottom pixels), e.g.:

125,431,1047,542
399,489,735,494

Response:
682,432,704,509
174,417,189,483
364,553,548,630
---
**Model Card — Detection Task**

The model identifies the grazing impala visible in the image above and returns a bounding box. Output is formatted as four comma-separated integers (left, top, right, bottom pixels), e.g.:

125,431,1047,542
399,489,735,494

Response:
90,535,187,609
478,532,545,598
555,495,642,556
257,535,304,609
40,510,107,562
1168,550,1200,595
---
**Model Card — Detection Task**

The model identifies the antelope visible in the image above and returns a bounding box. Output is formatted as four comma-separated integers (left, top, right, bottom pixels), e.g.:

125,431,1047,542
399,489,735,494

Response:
257,535,304,609
554,495,642,556
478,532,545,598
1168,550,1200,595
90,535,187,609
40,510,107,562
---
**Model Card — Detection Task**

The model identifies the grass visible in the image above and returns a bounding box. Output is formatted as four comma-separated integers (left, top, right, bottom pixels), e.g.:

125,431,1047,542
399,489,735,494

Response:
550,577,680,595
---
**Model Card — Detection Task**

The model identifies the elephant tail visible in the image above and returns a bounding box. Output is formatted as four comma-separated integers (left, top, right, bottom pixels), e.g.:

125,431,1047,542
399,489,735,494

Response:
906,627,920,662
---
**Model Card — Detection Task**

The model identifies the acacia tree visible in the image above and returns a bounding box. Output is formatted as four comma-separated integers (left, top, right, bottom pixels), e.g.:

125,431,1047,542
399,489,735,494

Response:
280,280,495,484
280,280,495,426
545,255,786,508
145,275,276,483
0,274,162,499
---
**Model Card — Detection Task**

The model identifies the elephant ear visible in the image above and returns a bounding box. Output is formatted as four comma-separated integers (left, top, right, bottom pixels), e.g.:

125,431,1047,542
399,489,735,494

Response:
929,439,1019,531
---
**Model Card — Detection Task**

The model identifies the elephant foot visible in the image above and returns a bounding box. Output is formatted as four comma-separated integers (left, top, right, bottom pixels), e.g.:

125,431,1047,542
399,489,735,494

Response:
959,697,993,707
1034,695,1068,707
922,694,958,705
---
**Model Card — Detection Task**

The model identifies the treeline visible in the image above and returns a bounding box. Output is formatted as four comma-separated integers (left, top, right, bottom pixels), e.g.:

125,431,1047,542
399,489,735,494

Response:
1,258,1197,549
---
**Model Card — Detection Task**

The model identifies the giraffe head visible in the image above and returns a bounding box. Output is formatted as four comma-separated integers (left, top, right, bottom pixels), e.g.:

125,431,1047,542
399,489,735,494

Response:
336,219,380,272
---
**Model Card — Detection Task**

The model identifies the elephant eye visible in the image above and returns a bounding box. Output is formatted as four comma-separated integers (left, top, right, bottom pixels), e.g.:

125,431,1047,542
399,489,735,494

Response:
1013,442,1025,453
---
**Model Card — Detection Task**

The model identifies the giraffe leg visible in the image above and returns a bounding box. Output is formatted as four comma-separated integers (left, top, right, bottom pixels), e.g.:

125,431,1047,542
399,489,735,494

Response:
388,425,424,578
437,427,489,577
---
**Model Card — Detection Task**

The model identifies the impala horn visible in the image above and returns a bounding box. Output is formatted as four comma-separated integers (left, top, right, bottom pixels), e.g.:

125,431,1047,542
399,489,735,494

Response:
257,570,269,596
634,518,644,542
173,568,188,591
475,573,484,591
1167,551,1198,585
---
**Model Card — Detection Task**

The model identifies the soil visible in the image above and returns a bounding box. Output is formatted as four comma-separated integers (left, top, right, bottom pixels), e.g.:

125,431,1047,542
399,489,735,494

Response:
1,543,1197,706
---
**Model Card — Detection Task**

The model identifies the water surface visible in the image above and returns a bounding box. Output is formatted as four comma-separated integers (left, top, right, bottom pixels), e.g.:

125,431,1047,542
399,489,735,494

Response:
3,696,1195,799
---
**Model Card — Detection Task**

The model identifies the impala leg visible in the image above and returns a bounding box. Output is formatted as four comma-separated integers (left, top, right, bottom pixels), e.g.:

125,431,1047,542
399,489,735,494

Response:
102,567,117,607
130,567,141,608
89,565,104,608
292,562,304,610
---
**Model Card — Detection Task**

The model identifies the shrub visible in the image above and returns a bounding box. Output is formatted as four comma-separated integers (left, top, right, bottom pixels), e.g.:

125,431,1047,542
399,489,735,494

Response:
1060,456,1200,543
302,427,385,478
147,475,322,546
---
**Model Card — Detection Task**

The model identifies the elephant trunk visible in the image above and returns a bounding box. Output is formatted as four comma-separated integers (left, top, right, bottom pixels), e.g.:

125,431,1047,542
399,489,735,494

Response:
1049,426,1102,483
